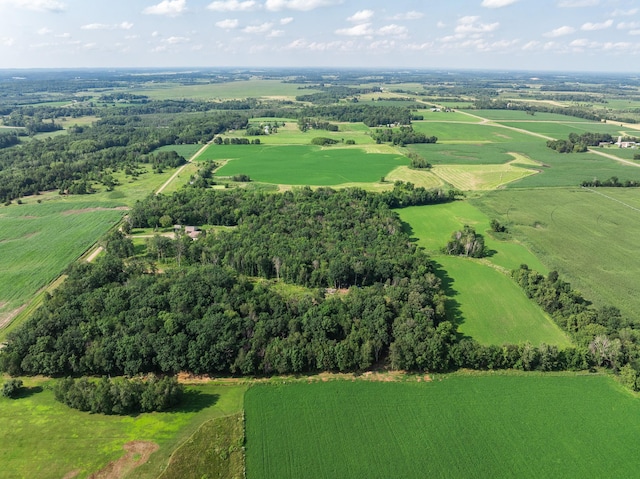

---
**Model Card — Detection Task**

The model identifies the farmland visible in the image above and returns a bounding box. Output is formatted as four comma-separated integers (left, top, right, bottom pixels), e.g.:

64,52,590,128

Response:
0,376,246,479
245,375,640,479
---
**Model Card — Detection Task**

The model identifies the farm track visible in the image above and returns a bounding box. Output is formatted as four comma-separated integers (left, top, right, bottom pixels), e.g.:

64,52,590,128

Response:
156,141,212,194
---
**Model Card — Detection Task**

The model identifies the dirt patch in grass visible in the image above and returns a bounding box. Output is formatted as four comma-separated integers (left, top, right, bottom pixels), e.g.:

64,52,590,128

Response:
0,304,26,330
62,470,81,479
88,441,159,479
61,206,129,216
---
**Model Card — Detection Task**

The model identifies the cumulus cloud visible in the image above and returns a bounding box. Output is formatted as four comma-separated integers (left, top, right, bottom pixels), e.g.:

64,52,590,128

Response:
207,0,257,12
143,0,186,17
0,0,65,12
243,22,273,34
390,11,423,20
612,8,638,17
280,17,293,25
265,0,340,12
37,27,52,35
455,16,499,35
165,35,189,44
617,21,640,30
348,10,374,23
377,24,408,37
581,19,612,31
335,23,373,36
268,29,284,37
81,22,133,31
215,18,239,29
544,25,575,37
481,0,518,8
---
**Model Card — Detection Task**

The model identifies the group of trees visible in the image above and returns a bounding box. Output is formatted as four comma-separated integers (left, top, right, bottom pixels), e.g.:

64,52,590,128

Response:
298,118,339,132
212,137,261,145
0,131,20,149
299,104,414,127
547,133,613,153
444,226,486,258
53,375,183,414
581,176,640,188
371,126,438,146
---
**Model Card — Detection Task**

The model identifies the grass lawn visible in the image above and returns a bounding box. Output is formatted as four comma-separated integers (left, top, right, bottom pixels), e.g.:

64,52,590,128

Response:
0,377,246,479
203,144,407,186
245,375,640,479
473,187,640,320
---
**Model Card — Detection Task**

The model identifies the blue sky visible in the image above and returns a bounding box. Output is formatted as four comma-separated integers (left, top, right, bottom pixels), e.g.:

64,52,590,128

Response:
0,0,639,71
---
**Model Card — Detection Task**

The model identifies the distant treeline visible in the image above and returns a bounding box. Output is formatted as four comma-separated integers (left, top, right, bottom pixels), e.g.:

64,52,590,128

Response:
371,126,437,146
581,177,640,187
547,133,614,153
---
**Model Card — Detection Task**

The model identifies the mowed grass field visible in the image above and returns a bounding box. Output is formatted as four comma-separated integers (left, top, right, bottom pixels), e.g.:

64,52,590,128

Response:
245,375,640,479
202,144,407,185
397,202,566,345
474,187,640,321
0,378,246,479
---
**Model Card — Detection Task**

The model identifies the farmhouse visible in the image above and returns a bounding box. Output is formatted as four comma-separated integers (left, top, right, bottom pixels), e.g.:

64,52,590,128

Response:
173,224,202,239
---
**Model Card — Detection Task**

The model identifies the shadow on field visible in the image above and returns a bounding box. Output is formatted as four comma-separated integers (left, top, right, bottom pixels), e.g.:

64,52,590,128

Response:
173,390,219,414
431,261,465,333
400,221,418,243
14,386,43,399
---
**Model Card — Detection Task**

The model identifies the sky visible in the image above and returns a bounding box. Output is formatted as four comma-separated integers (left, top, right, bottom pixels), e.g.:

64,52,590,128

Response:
0,0,639,72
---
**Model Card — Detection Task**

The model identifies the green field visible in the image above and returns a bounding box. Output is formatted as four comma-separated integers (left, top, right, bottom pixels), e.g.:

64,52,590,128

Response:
0,200,124,318
467,110,593,122
498,121,627,139
236,122,376,146
0,377,246,479
245,375,640,479
202,144,407,185
412,122,538,143
474,187,640,320
397,202,565,345
156,143,203,160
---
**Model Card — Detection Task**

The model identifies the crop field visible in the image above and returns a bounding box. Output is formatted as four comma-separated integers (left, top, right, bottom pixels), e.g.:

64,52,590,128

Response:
497,121,627,139
467,110,593,122
384,166,444,189
239,122,376,146
133,79,313,100
431,162,537,190
435,256,569,345
408,142,542,166
0,377,246,479
0,200,125,321
413,110,479,122
156,143,203,160
245,375,640,479
201,144,407,185
474,187,640,319
411,121,537,143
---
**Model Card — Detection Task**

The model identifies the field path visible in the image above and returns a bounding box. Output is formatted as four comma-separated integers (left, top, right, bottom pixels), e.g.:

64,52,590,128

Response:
156,141,212,194
85,246,104,263
587,148,640,169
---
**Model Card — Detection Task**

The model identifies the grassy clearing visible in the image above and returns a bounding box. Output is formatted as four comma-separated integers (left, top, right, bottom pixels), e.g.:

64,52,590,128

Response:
245,375,640,479
434,256,570,346
431,161,538,190
384,166,444,189
474,187,640,320
0,377,246,479
158,413,244,479
202,145,407,185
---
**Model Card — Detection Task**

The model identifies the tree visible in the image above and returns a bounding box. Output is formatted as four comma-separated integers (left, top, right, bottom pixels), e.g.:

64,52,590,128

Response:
444,226,485,258
1,378,23,398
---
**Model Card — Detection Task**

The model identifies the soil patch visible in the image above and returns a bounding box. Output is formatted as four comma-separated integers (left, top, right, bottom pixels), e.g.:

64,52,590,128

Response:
62,470,80,479
88,441,159,479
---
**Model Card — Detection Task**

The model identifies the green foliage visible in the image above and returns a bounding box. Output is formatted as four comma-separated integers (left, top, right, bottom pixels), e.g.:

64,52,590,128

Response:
444,225,486,257
53,375,183,414
1,378,23,398
310,137,338,146
371,126,437,146
246,377,640,479
581,176,640,187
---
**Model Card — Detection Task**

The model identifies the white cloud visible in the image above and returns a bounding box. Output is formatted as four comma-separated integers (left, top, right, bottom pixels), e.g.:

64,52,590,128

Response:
0,0,66,12
335,23,373,36
581,19,612,31
611,8,638,17
455,16,499,35
166,36,190,44
55,32,70,38
570,38,590,47
243,22,273,34
81,22,134,31
481,0,518,8
216,19,239,29
522,40,540,50
377,24,408,37
1,37,15,46
617,21,640,30
37,27,52,35
143,0,186,17
390,11,423,20
265,0,340,12
207,0,257,12
558,0,599,7
280,17,293,25
268,29,284,37
544,25,575,37
630,30,640,36
286,38,351,51
348,10,374,23
437,21,446,28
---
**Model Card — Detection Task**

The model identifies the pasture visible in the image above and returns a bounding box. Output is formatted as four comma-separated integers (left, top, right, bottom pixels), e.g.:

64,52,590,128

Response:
0,377,246,479
202,144,407,186
245,375,640,479
474,187,640,320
